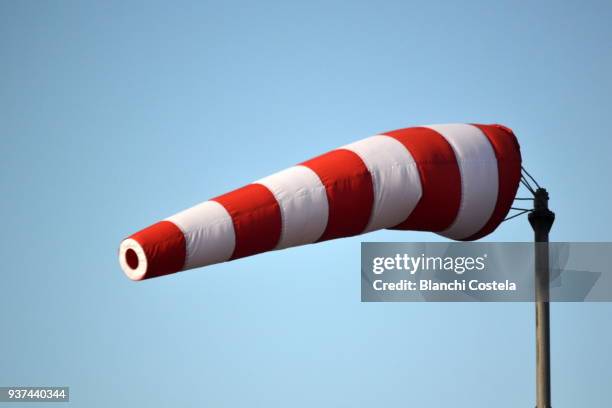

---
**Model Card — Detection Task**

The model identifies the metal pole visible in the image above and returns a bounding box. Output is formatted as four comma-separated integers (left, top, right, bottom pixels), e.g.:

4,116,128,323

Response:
528,188,555,408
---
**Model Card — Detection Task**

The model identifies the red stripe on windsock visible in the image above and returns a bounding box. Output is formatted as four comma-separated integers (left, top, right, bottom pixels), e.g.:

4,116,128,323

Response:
385,127,462,232
213,184,282,259
301,149,374,241
463,124,522,241
129,221,186,278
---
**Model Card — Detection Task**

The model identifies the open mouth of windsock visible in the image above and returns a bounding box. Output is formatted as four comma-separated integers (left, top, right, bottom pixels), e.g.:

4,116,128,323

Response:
118,238,148,281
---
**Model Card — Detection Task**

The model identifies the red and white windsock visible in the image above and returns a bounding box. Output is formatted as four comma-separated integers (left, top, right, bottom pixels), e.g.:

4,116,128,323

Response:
119,123,521,281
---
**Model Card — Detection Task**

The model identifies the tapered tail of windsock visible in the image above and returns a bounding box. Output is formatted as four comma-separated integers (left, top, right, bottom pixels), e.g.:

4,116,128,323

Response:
119,123,521,280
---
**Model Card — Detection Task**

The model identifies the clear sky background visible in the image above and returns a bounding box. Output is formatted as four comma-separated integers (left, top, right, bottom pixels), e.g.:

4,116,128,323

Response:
2,1,612,407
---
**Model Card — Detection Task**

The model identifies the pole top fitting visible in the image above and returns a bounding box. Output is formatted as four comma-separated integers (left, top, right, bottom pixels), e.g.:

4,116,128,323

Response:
533,188,550,211
529,187,555,234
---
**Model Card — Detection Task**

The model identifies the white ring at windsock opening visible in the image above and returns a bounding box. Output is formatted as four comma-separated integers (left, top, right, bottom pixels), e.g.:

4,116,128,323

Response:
343,135,422,232
425,124,499,240
119,238,148,281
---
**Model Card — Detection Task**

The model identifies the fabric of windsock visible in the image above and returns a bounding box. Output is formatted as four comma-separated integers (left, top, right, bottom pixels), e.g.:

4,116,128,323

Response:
119,123,522,281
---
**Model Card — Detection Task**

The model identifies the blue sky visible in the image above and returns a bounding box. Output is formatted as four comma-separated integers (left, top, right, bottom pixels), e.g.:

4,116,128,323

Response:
2,1,612,407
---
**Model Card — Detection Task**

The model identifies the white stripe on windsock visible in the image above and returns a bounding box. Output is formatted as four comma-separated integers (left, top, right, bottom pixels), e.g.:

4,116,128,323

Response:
343,135,422,232
166,200,236,268
256,165,329,249
426,124,499,240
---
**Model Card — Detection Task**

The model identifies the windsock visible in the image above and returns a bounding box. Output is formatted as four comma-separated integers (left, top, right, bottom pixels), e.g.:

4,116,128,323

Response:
119,123,521,281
